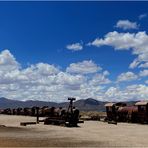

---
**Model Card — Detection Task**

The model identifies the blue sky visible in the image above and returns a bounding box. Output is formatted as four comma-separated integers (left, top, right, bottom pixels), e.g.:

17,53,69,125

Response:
0,2,147,102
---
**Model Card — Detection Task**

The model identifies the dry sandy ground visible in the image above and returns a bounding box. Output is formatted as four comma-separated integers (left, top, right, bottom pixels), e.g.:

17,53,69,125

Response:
0,115,148,147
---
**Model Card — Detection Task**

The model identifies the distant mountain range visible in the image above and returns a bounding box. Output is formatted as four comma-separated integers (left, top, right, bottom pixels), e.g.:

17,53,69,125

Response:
0,97,136,112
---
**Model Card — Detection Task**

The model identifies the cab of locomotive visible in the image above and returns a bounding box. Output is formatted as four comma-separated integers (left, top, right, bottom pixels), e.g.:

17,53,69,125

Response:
135,101,148,123
105,103,115,121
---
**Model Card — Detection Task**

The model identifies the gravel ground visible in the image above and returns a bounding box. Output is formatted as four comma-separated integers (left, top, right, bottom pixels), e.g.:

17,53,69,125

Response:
0,115,147,147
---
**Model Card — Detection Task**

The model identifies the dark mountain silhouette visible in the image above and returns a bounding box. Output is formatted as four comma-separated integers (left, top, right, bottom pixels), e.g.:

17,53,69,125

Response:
0,97,58,109
73,98,106,111
0,97,136,111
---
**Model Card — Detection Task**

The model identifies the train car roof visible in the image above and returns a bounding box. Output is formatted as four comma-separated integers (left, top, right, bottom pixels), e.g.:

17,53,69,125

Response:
105,103,115,107
135,101,148,106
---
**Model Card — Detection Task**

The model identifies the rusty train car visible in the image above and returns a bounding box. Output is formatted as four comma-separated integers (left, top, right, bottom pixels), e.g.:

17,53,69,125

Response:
135,101,148,123
105,101,148,124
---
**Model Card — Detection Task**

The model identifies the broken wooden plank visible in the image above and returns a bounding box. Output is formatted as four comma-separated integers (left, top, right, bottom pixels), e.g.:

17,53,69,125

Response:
20,122,37,126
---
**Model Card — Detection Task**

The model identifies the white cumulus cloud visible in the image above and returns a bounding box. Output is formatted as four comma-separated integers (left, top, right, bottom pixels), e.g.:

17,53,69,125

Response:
66,60,102,74
115,20,139,30
0,49,146,102
89,73,111,85
139,13,147,20
139,69,148,77
117,71,138,82
0,49,112,102
89,31,148,69
105,84,148,102
66,42,83,51
0,50,20,71
139,62,148,68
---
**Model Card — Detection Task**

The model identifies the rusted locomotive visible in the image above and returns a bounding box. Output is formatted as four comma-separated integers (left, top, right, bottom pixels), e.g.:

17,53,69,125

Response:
44,98,82,127
105,101,148,124
105,102,126,122
135,101,148,123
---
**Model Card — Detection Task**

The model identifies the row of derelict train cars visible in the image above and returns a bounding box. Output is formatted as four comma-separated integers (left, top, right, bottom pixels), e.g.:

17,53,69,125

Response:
0,97,148,126
0,98,82,127
105,101,148,124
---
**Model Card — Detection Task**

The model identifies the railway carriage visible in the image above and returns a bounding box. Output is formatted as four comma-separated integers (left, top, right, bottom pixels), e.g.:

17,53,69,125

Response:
105,101,148,123
135,101,148,123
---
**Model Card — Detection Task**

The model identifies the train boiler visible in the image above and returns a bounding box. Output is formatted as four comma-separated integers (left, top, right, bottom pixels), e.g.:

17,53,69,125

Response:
117,106,138,123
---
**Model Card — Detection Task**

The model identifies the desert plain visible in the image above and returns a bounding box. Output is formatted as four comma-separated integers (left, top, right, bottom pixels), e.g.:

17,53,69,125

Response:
0,115,147,147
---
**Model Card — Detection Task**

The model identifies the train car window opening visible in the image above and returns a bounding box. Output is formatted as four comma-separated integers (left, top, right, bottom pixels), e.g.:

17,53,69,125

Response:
107,107,112,112
139,106,146,112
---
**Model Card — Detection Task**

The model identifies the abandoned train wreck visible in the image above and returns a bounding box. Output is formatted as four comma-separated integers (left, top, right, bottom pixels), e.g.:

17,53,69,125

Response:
105,101,148,124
